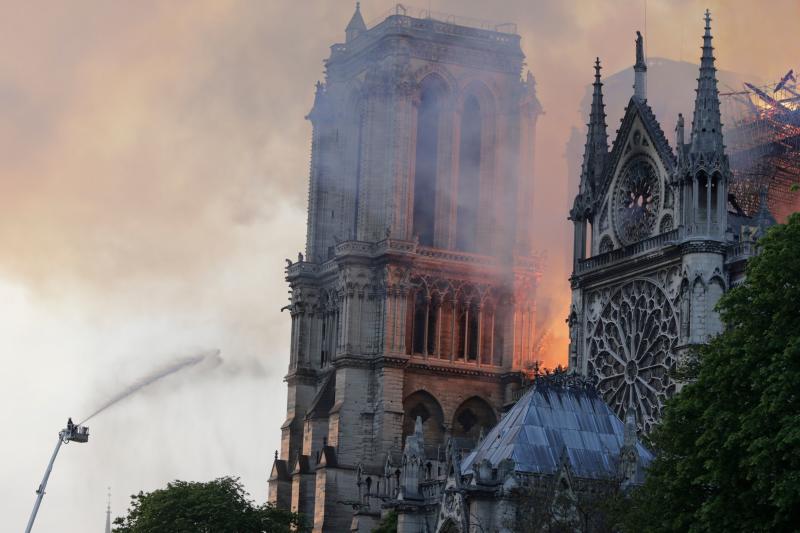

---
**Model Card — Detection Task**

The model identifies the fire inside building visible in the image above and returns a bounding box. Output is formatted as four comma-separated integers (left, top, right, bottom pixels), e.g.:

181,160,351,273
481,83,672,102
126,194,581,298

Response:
269,5,794,532
722,72,800,223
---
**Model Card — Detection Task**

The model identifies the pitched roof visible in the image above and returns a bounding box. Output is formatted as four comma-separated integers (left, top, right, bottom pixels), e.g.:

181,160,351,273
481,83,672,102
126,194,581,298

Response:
269,458,290,482
461,375,653,483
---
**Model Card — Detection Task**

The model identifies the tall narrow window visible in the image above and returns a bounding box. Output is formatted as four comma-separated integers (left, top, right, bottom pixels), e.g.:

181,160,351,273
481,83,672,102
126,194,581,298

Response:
320,319,327,367
413,77,445,247
492,300,508,366
467,304,479,361
455,302,466,360
456,96,482,252
710,175,718,222
426,296,438,356
698,173,709,224
412,292,427,355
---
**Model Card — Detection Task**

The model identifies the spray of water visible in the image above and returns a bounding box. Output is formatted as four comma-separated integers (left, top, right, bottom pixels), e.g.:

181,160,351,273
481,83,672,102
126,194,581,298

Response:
78,349,221,425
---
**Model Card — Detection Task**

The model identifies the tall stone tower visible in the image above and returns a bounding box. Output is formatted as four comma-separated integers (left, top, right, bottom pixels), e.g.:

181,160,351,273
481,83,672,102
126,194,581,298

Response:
268,4,541,531
568,12,768,434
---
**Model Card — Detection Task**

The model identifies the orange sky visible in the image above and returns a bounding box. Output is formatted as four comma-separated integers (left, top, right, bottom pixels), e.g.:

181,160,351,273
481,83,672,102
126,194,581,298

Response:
1,1,796,530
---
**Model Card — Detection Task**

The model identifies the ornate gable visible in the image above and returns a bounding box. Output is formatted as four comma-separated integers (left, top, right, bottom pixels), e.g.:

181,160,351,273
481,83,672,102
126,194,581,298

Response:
593,98,677,252
600,98,676,199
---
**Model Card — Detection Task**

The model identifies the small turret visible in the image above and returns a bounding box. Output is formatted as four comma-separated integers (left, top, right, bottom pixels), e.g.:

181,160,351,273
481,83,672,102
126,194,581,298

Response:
345,2,367,42
753,187,777,235
571,58,608,266
681,9,729,239
633,31,647,101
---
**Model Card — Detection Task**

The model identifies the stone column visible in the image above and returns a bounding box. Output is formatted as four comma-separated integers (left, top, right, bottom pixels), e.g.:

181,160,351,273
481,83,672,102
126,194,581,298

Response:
706,174,712,234
476,304,483,366
450,298,458,363
692,175,699,230
716,175,725,236
422,296,430,358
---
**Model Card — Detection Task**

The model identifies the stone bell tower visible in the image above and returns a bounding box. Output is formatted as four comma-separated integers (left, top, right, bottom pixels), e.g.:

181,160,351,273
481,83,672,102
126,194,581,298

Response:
268,5,541,531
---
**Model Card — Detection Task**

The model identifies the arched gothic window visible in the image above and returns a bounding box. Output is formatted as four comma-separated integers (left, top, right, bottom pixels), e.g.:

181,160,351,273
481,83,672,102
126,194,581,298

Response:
411,290,439,356
413,76,446,246
456,95,482,252
451,396,497,441
403,390,445,448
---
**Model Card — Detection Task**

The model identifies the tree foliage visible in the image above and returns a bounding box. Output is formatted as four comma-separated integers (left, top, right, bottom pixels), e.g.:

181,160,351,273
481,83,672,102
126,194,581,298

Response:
371,510,398,533
508,477,628,533
113,476,305,533
620,213,800,532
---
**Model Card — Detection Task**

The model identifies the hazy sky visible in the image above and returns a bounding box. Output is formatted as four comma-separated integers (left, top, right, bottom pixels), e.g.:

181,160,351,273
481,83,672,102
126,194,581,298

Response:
1,1,796,531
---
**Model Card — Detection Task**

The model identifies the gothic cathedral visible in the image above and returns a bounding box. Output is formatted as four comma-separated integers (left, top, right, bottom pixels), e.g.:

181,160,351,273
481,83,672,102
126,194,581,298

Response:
269,5,541,531
568,11,766,433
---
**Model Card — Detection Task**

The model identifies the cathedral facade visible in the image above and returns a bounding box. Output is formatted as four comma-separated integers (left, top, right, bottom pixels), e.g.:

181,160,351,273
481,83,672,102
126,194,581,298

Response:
269,6,772,532
568,11,770,434
268,5,542,531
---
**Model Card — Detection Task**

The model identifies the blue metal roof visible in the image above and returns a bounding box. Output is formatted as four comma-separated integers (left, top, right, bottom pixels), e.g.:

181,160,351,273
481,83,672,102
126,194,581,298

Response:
461,380,653,482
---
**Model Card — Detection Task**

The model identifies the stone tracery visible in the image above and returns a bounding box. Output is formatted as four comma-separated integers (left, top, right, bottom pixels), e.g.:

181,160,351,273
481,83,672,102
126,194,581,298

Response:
586,279,678,432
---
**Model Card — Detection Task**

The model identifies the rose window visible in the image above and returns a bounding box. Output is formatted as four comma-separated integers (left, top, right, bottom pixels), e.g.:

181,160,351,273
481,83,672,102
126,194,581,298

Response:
614,158,661,245
587,279,678,433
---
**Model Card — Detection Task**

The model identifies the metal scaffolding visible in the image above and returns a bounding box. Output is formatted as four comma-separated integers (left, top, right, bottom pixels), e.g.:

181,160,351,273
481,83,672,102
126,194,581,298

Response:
721,69,800,222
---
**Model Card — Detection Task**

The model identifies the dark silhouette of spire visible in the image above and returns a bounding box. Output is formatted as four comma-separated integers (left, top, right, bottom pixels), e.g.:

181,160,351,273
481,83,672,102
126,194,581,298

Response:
345,2,367,42
690,10,724,154
633,31,647,101
580,58,609,195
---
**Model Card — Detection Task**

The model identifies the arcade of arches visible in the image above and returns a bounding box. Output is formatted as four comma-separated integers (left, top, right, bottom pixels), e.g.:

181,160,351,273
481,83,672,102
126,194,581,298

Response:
402,390,498,449
406,278,513,367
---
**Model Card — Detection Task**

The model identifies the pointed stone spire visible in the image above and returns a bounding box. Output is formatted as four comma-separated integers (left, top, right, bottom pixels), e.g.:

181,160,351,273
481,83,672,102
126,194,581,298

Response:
633,31,647,101
580,58,609,196
345,2,367,42
754,187,777,231
105,487,112,533
690,10,724,154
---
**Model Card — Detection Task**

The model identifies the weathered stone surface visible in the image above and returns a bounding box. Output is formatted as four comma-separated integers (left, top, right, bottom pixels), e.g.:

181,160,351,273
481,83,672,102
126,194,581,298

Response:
269,6,542,532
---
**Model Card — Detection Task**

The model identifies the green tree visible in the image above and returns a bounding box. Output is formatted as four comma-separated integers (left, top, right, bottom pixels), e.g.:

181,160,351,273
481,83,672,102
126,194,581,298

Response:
620,213,800,532
371,510,397,533
113,476,305,533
